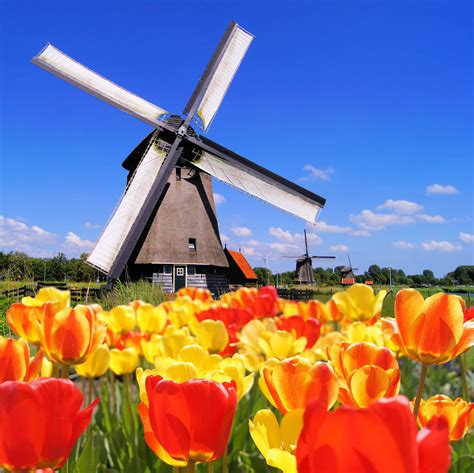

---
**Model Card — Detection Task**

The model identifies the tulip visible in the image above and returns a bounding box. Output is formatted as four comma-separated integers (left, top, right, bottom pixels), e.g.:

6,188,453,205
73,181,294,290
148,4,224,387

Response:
74,344,110,378
296,396,451,473
312,331,347,360
249,409,304,473
38,303,106,365
332,284,387,322
222,286,279,318
261,357,339,414
327,342,400,407
136,303,168,334
275,315,321,348
0,378,98,472
22,287,70,310
258,330,307,360
177,287,213,302
195,319,229,353
138,376,237,467
6,303,43,344
0,337,43,383
109,347,139,375
415,394,474,441
383,290,473,364
141,328,194,363
99,305,136,333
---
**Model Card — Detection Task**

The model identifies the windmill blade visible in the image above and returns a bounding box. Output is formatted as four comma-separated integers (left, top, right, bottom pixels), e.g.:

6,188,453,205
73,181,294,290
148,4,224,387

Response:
32,44,168,127
281,256,303,258
185,135,326,223
310,255,336,259
184,21,253,131
88,135,178,276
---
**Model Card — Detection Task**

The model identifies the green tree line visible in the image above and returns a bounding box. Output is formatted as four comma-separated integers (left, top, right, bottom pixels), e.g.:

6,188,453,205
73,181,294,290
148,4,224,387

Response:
253,265,474,287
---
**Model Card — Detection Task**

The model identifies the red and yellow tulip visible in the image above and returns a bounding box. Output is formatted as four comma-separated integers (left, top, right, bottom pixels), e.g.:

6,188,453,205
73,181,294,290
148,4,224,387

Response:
383,289,473,363
0,337,43,383
0,378,98,472
260,357,339,414
328,342,400,407
138,376,237,466
415,394,474,441
296,396,451,473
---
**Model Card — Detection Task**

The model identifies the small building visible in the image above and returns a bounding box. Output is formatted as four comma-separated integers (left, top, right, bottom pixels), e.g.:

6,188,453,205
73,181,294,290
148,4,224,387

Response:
224,247,258,287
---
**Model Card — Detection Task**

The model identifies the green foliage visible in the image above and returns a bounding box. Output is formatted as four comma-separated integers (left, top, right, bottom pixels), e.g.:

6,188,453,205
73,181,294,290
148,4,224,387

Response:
97,281,165,309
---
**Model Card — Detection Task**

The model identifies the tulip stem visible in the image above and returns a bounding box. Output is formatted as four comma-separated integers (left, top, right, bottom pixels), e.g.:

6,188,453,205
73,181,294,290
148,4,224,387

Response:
223,449,228,473
459,354,469,401
413,362,429,418
61,363,69,379
88,377,94,405
187,461,196,472
208,462,213,473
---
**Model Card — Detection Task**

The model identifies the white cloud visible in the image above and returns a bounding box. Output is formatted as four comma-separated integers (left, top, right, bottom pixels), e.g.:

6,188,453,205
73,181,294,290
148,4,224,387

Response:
65,232,94,249
329,244,348,252
350,210,415,231
301,165,334,182
350,229,371,237
269,227,322,246
0,216,57,255
269,242,300,254
421,240,463,252
377,199,423,215
392,240,418,249
213,193,226,206
269,227,294,242
232,225,253,237
85,221,100,229
220,234,229,243
312,221,352,233
416,214,445,223
426,184,459,195
459,232,474,243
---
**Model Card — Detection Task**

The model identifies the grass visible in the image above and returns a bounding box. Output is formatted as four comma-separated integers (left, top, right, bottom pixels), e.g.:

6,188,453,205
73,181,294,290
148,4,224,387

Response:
96,280,165,310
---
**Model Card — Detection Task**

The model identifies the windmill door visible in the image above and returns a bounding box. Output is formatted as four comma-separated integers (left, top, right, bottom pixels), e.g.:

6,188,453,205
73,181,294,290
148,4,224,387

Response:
174,266,186,292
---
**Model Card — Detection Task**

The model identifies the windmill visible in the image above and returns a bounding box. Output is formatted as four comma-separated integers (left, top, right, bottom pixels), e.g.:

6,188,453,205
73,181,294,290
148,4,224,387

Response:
282,230,335,285
32,21,327,293
341,253,359,285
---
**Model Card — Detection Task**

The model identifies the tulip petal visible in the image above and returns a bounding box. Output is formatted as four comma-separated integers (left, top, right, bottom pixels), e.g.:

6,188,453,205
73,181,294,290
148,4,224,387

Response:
349,366,390,408
395,289,425,349
417,417,450,473
267,449,297,473
452,320,474,360
249,409,281,456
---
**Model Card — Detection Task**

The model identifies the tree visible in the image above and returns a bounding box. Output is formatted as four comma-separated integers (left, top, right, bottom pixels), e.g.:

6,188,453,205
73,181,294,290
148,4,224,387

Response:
253,267,272,285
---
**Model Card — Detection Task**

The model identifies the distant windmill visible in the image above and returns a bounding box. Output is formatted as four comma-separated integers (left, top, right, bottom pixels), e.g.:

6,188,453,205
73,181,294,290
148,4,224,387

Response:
341,253,358,285
282,230,335,285
263,253,271,285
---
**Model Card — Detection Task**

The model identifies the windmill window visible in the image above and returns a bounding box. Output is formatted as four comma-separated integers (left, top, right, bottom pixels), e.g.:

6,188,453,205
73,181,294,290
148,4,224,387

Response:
188,238,197,251
187,266,195,275
176,168,181,181
163,265,172,274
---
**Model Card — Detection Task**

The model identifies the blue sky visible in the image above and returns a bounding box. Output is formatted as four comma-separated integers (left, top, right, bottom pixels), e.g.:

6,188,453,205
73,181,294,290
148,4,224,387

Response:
0,0,472,276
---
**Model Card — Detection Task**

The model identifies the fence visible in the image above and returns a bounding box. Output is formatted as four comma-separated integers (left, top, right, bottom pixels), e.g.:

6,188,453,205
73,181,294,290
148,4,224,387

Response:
1,284,102,304
277,288,316,301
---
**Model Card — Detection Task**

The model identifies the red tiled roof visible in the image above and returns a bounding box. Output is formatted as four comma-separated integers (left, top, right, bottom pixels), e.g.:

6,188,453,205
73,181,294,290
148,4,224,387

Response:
227,250,258,280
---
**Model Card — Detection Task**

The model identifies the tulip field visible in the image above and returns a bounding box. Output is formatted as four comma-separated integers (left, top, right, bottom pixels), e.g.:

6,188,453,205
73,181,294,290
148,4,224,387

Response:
0,284,472,472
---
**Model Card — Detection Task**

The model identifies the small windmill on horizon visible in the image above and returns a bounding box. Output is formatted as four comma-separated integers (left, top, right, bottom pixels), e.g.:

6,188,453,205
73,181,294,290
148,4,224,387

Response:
282,229,335,285
32,21,328,294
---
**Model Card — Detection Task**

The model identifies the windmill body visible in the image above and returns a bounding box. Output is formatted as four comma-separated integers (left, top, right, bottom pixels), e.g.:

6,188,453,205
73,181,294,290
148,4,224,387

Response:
32,21,328,294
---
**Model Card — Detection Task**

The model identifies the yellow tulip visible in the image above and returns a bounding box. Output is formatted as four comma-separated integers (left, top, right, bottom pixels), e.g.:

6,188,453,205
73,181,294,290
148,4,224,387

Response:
332,284,387,322
249,409,304,473
195,320,228,354
22,287,70,310
100,305,136,333
312,331,347,360
346,321,385,346
142,330,195,363
109,347,139,375
217,354,255,400
137,303,168,335
258,330,307,360
75,344,110,378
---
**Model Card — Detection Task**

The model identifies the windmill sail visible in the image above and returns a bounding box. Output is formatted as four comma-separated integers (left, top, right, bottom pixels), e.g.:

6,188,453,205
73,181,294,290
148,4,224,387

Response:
186,136,325,224
87,137,168,273
32,44,168,127
184,22,253,130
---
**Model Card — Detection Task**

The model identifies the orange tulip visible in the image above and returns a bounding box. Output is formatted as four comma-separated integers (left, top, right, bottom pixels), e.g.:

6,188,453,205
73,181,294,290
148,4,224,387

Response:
296,396,451,473
261,357,338,414
0,337,43,383
383,290,473,364
138,376,237,466
415,394,474,441
38,303,106,365
177,287,213,302
0,378,98,472
328,342,400,407
6,303,43,344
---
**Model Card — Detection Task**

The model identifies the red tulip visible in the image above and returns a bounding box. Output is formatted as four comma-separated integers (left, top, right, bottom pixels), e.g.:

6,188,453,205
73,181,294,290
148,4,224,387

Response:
275,315,321,348
297,396,450,473
0,378,98,472
138,376,237,465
